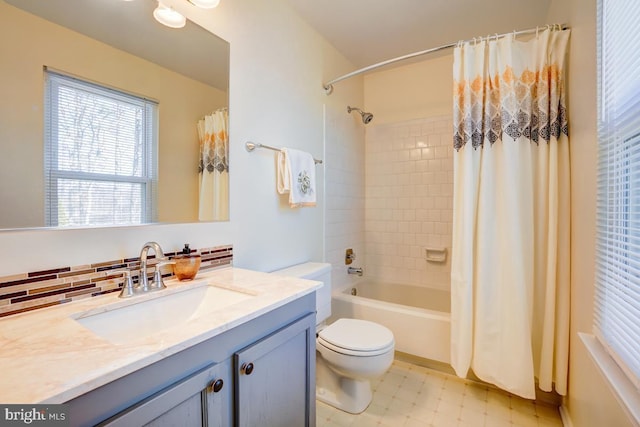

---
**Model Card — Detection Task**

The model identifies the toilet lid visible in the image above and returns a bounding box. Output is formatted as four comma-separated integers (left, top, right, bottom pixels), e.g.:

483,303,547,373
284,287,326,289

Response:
317,319,394,354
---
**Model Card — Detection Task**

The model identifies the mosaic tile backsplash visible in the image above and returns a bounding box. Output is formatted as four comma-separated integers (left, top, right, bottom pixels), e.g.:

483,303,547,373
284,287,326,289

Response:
0,244,233,318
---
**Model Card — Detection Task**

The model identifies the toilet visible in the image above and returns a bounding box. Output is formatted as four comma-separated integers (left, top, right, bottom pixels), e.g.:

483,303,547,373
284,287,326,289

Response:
272,262,394,414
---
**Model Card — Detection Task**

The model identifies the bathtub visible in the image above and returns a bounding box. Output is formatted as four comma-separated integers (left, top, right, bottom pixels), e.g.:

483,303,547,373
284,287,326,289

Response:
331,281,451,364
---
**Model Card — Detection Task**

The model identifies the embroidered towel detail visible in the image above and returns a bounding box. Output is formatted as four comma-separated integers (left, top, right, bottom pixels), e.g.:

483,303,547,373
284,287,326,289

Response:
277,148,317,208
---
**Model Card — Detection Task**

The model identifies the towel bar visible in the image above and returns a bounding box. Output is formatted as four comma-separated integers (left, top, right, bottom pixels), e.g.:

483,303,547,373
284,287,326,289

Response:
245,141,323,164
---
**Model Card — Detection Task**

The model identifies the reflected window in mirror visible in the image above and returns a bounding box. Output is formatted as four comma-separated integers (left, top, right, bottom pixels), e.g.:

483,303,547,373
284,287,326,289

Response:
44,70,158,227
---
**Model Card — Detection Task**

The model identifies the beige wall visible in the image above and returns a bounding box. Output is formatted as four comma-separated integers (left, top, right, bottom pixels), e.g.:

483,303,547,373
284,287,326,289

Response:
364,54,452,125
546,0,635,425
0,2,227,228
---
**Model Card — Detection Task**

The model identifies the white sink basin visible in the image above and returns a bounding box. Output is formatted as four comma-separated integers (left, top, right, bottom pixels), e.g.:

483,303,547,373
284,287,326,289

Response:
74,284,255,345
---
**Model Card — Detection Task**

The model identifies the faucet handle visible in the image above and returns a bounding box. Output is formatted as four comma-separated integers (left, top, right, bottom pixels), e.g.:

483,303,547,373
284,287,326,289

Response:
119,270,136,298
156,259,175,271
149,260,175,290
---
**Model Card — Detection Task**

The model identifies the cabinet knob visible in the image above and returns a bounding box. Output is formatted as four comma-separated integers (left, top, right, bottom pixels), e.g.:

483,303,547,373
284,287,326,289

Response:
241,362,254,375
207,378,224,393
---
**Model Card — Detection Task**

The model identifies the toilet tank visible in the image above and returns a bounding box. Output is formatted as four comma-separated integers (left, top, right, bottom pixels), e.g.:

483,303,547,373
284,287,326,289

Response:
271,262,332,324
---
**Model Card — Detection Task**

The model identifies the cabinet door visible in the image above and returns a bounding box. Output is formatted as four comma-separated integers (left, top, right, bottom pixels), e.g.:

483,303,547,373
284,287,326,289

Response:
100,359,232,427
234,313,315,427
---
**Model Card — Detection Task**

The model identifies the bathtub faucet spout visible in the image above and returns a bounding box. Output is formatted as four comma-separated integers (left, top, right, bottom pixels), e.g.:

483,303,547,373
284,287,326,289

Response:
347,266,363,276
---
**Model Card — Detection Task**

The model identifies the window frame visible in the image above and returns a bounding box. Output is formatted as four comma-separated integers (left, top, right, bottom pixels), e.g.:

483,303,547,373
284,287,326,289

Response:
43,70,158,227
590,0,640,422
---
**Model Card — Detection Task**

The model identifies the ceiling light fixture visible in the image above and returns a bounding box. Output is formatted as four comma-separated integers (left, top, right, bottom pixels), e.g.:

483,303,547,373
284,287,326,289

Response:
189,0,220,8
153,1,186,29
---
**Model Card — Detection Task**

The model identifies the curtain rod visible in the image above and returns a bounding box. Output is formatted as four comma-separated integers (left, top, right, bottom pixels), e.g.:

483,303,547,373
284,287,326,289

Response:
323,24,569,95
245,141,323,164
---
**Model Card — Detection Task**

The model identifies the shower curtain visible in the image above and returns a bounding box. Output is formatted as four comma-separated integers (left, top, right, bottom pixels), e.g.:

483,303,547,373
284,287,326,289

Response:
198,108,229,221
450,27,570,399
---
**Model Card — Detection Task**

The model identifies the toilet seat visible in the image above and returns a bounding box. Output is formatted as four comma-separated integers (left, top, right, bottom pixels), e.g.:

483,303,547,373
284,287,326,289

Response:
317,319,394,356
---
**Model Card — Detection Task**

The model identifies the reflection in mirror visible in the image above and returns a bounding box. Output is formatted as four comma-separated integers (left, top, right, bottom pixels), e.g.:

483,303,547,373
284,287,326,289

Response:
0,0,230,229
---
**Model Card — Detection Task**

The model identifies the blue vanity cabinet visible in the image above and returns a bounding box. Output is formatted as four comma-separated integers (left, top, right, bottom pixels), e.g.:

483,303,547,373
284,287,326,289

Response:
100,359,232,427
65,293,316,427
235,312,316,427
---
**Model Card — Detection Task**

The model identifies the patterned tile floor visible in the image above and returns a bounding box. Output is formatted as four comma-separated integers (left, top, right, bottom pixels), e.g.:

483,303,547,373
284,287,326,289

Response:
317,360,564,427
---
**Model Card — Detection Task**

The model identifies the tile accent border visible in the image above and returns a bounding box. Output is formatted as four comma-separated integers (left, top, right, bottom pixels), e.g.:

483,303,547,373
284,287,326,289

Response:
0,244,233,318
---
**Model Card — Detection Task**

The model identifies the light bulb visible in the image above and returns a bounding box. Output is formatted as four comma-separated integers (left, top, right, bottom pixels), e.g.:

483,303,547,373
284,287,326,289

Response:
153,2,186,28
189,0,220,8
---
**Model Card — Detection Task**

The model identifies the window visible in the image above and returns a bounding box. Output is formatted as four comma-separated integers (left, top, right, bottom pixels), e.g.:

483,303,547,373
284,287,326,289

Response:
44,70,158,227
595,0,640,389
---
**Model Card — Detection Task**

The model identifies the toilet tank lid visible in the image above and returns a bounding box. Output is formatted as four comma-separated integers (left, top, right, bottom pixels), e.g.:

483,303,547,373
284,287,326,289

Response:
271,262,332,280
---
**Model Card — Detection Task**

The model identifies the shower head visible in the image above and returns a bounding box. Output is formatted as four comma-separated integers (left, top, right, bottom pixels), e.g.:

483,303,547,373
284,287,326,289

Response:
347,106,374,124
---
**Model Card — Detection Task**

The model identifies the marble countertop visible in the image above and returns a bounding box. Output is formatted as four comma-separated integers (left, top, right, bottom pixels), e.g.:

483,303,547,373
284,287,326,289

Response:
0,267,320,404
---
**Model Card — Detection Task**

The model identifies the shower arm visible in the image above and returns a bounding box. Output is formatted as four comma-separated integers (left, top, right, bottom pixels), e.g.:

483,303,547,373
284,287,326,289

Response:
347,106,373,124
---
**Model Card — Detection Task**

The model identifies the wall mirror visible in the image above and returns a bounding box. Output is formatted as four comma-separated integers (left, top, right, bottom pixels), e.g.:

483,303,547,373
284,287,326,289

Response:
0,0,230,230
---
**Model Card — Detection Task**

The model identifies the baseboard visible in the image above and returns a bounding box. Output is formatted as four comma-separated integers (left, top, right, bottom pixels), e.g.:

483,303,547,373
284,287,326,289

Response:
394,351,456,375
394,351,562,407
559,404,573,427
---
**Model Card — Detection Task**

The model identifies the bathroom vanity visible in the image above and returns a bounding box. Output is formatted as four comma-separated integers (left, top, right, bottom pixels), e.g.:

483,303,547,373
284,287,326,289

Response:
0,267,319,427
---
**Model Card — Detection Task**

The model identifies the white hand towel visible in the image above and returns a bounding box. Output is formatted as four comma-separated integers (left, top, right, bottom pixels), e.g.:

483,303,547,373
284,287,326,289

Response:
277,148,316,208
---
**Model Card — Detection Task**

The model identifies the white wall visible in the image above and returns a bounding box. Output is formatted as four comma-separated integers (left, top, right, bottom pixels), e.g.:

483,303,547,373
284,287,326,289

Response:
0,0,362,276
546,0,636,425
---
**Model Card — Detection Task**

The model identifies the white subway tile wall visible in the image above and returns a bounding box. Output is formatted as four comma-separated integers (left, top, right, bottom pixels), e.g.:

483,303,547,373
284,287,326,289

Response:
324,105,366,291
365,116,453,289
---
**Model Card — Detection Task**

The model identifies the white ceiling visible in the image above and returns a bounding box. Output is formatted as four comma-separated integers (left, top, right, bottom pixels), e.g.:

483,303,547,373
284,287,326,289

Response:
287,0,553,71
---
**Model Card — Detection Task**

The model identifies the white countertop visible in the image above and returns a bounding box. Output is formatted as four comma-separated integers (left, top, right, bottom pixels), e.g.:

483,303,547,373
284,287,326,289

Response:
0,267,320,404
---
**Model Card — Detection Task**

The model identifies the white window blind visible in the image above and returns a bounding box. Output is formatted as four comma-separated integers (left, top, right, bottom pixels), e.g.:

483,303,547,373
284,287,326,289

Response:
595,0,640,389
44,70,158,227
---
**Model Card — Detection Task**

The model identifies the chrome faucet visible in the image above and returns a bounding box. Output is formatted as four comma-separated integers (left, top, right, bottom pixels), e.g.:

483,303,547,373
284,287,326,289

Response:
347,266,363,276
139,241,167,292
119,241,171,298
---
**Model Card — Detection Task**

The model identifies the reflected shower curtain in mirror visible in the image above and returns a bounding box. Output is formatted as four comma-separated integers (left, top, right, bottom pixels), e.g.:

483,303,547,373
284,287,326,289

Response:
450,27,570,399
198,108,229,221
